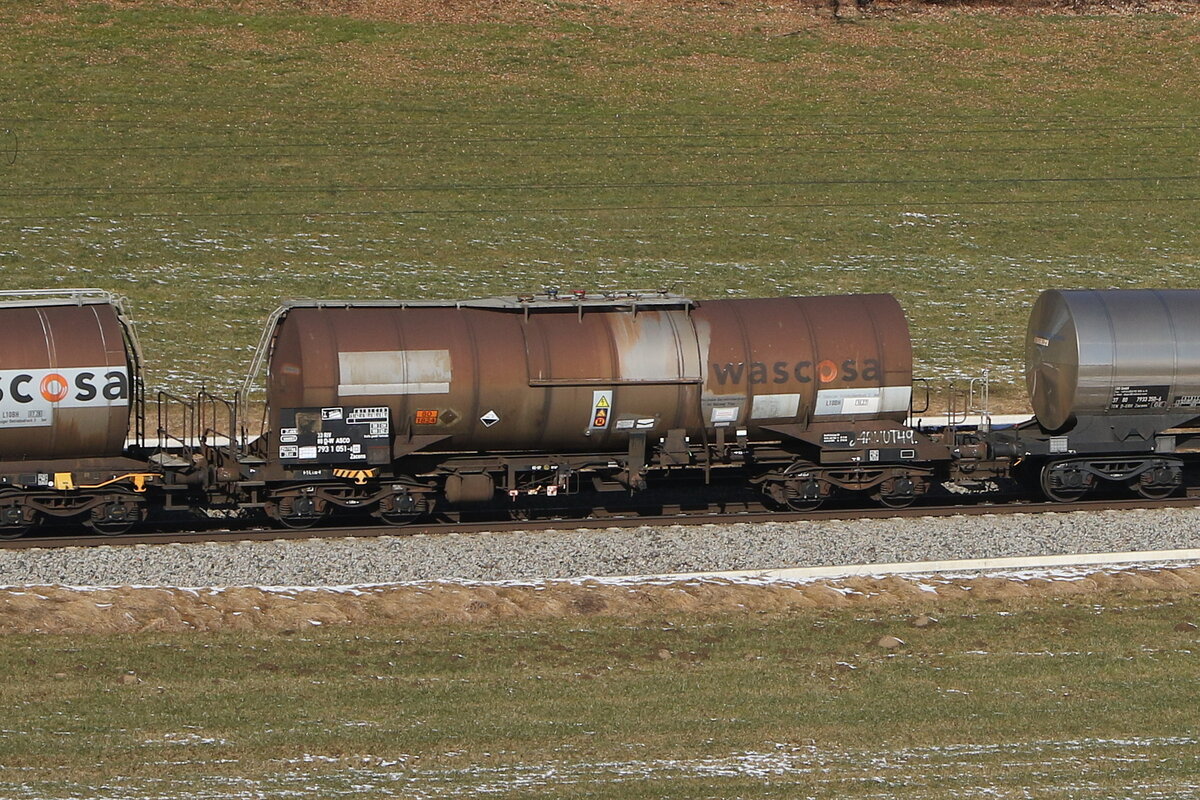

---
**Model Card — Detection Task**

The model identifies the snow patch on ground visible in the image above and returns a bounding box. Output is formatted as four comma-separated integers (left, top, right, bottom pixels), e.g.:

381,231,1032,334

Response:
4,737,1197,799
6,558,1200,594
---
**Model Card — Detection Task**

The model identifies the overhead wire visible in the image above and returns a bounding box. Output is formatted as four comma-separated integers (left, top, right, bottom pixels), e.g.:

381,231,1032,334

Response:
17,140,1200,158
6,97,1200,124
4,107,1195,221
1,195,1198,223
2,118,1194,139
3,173,1199,199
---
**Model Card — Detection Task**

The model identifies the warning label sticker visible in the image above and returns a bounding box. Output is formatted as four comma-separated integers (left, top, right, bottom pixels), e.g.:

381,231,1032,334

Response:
590,390,612,430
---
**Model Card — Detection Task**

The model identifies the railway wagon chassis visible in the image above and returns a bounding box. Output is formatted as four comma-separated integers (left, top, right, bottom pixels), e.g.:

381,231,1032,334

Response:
5,288,1200,538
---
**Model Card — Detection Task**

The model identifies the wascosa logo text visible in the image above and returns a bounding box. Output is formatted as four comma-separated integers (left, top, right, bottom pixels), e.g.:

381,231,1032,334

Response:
0,367,130,408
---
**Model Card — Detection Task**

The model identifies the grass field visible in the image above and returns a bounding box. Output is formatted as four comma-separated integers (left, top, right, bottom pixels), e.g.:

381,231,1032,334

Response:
1,589,1199,797
3,1,1199,408
3,6,1199,797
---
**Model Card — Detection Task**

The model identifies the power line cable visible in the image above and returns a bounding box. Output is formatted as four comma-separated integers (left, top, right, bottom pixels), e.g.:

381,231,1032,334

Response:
1,117,1193,138
1,194,1197,222
19,141,1200,157
10,98,1200,124
3,173,1197,198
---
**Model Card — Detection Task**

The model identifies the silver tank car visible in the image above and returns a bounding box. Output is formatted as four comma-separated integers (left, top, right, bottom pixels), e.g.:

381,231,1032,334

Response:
1027,289,1200,431
259,292,913,465
0,291,137,461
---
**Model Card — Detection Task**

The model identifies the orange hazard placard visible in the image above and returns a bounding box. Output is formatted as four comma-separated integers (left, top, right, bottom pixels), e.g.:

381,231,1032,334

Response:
415,409,439,425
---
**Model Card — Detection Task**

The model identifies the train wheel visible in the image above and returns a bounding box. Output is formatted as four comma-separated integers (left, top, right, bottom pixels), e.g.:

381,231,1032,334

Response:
271,495,326,530
770,464,827,512
373,492,429,527
783,479,825,512
1039,463,1091,503
1132,465,1181,500
0,501,36,539
0,520,34,539
877,491,916,510
85,495,144,536
876,475,919,509
1133,481,1178,500
86,517,136,536
376,511,422,526
276,512,324,530
1135,484,1176,500
379,506,432,525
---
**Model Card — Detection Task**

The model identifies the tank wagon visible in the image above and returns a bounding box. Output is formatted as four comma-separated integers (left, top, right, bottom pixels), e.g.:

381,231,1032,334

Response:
2,287,1198,538
239,292,947,526
1007,288,1200,500
0,290,156,533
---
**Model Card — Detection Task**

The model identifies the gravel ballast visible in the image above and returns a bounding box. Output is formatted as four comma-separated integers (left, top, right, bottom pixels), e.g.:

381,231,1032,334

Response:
2,507,1200,587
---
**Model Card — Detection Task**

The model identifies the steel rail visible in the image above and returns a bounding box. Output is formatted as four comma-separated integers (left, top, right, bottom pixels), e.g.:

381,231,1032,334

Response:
3,495,1199,551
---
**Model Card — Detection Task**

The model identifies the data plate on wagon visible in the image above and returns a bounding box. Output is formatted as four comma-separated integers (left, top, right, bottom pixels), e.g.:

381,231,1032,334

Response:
277,406,391,465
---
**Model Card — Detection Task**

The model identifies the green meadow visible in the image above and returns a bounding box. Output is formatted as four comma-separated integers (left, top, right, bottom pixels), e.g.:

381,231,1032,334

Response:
3,7,1199,796
2,593,1198,797
2,1,1198,407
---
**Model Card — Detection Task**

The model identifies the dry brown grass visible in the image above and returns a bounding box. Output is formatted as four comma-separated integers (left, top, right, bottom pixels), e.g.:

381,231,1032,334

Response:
4,565,1198,634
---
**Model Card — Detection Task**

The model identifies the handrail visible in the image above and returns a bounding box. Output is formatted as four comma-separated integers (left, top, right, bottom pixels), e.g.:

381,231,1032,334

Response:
198,388,240,465
0,288,119,305
155,390,195,457
238,304,289,436
945,381,968,427
968,369,992,432
909,378,932,418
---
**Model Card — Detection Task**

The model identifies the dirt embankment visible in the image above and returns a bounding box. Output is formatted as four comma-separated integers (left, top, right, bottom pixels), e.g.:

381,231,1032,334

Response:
3,566,1200,634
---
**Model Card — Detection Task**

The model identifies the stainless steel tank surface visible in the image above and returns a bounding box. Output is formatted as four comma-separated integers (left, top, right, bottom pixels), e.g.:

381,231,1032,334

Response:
0,291,135,460
1026,289,1200,431
261,292,914,467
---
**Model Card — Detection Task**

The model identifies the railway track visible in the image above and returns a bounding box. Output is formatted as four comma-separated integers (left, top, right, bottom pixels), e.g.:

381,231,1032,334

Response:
4,493,1199,551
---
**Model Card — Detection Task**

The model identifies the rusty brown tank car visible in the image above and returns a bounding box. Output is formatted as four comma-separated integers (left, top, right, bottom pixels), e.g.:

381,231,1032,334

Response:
0,290,165,537
0,291,136,460
261,293,913,455
240,291,938,524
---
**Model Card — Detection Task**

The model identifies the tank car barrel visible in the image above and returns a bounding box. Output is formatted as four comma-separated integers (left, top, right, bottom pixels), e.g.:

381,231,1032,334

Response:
262,293,914,464
1027,289,1200,431
0,295,135,460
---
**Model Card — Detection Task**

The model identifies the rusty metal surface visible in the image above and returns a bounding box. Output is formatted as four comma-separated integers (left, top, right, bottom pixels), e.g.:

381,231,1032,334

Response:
0,300,132,460
1027,289,1200,431
263,293,913,465
694,295,912,429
